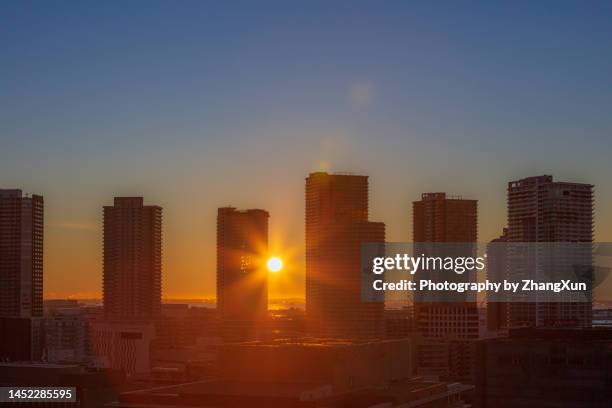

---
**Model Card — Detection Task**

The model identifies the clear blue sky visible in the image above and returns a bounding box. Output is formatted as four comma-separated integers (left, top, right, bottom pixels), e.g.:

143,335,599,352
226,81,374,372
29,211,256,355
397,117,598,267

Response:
2,1,612,298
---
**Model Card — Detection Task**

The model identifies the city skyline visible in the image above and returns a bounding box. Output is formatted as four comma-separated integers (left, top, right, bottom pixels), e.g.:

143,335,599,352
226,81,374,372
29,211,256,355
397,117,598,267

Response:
3,2,612,299
2,3,612,407
7,170,612,302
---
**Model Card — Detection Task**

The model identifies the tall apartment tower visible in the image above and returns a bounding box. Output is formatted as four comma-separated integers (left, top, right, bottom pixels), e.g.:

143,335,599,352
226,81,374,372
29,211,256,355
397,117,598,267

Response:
305,172,385,339
0,189,44,318
507,175,594,327
0,189,44,361
412,193,479,383
217,207,269,341
412,193,479,340
103,197,162,321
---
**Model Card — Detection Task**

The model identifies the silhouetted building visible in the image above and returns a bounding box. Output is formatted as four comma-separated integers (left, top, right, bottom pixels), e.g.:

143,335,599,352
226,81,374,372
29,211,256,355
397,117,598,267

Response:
0,317,44,361
417,338,479,385
475,327,612,408
412,193,479,385
44,299,79,313
0,189,44,318
156,303,221,347
384,307,415,339
413,192,477,243
151,305,221,381
44,303,92,364
217,207,269,341
114,378,471,408
507,175,593,327
305,172,385,339
486,228,509,332
103,197,162,321
113,338,473,408
412,193,479,340
91,320,156,376
218,338,414,391
0,189,44,361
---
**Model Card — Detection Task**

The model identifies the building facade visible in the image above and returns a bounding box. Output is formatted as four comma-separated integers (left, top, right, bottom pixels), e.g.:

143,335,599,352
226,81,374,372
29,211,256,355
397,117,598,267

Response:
412,192,479,340
412,193,479,384
506,175,594,327
91,320,156,376
103,197,162,321
0,189,44,361
44,305,91,363
475,328,612,408
305,172,385,339
0,189,44,318
217,207,269,341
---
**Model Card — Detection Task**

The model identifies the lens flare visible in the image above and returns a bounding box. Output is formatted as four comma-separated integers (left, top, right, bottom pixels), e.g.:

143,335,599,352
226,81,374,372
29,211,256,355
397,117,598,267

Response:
267,257,283,272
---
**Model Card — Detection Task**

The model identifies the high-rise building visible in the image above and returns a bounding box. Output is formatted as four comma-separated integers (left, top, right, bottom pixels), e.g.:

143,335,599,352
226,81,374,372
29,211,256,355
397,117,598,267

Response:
103,197,162,321
506,175,594,328
217,207,269,341
0,189,44,318
305,172,385,339
412,192,479,340
0,189,44,361
412,193,479,384
413,192,478,243
507,175,593,243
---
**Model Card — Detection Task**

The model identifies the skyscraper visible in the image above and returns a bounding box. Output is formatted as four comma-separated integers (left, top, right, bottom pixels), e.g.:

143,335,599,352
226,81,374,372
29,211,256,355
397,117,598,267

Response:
0,189,44,361
103,197,162,321
412,193,479,383
412,192,479,340
507,175,594,327
507,175,593,243
305,172,385,339
217,207,269,341
0,189,43,318
413,193,478,244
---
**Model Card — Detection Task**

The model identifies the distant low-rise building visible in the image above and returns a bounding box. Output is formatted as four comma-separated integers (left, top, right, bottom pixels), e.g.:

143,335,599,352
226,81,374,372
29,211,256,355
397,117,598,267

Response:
217,338,415,393
111,338,472,408
45,305,91,363
91,321,156,376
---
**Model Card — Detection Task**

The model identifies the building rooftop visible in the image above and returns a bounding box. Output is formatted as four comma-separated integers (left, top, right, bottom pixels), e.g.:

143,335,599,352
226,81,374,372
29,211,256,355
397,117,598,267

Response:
112,377,472,408
505,327,612,341
0,362,80,369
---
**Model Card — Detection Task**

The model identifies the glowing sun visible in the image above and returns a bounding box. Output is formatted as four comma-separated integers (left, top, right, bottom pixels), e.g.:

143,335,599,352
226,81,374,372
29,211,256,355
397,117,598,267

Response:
267,257,283,273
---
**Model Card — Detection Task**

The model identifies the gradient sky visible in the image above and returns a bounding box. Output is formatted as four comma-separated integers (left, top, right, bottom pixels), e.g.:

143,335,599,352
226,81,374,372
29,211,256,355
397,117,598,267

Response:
2,1,612,299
